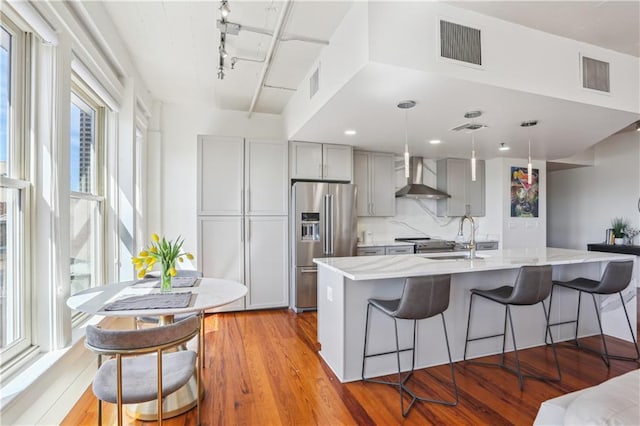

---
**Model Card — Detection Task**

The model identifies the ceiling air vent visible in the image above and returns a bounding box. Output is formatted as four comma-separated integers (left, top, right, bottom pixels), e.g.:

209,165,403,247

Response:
440,20,482,66
450,122,487,133
582,56,610,93
309,66,319,99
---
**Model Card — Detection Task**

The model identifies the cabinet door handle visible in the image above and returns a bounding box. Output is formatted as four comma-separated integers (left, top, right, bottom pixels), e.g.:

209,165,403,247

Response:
318,164,322,178
246,189,250,213
246,219,250,242
241,189,244,214
241,218,244,242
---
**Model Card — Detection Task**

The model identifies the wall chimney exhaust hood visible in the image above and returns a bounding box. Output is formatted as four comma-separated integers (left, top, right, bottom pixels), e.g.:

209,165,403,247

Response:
395,157,451,199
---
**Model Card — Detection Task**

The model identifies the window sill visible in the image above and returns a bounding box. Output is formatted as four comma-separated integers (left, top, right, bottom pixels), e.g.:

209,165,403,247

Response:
0,315,103,411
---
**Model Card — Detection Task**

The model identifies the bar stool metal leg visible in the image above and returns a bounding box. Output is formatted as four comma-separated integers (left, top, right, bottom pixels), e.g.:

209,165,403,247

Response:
361,275,457,417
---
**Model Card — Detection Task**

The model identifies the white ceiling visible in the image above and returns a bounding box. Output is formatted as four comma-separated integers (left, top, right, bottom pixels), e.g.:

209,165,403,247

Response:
103,1,640,161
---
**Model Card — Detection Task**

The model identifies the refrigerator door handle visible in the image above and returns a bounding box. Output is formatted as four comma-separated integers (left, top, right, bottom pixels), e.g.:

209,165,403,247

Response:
327,194,334,255
323,194,330,254
300,267,317,273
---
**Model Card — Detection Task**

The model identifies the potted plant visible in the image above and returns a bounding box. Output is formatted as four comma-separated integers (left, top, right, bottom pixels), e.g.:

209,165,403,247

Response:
611,217,628,245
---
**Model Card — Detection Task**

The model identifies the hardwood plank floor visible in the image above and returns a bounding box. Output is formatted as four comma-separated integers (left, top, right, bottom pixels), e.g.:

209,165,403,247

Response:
63,291,640,425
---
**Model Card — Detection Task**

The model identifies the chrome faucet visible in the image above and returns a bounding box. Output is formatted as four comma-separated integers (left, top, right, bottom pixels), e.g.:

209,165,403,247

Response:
458,214,476,259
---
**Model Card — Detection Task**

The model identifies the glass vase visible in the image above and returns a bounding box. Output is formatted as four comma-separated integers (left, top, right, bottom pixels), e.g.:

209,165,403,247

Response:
161,264,173,293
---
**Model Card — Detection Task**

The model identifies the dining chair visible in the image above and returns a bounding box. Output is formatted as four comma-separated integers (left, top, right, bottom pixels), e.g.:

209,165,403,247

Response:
85,315,201,425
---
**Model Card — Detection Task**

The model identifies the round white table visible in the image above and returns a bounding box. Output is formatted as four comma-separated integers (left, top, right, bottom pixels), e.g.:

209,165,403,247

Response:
67,278,247,420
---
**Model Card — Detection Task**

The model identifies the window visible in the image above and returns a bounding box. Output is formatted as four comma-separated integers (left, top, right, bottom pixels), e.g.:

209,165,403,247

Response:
69,84,104,298
0,17,31,361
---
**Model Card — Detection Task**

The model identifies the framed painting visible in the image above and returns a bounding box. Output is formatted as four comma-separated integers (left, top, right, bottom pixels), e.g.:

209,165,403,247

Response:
510,166,539,217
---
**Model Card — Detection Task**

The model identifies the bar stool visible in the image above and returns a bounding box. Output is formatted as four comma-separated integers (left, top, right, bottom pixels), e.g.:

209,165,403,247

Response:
463,265,561,390
361,275,458,417
545,260,639,366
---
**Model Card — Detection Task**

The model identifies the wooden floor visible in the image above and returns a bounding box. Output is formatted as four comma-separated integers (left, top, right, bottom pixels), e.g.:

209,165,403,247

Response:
63,291,640,425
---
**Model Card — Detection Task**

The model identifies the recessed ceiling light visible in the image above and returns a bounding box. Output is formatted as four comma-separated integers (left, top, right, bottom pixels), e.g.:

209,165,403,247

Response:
344,129,357,136
499,143,510,151
429,139,441,144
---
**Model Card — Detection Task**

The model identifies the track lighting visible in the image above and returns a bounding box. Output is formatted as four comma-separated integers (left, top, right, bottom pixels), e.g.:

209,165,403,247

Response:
499,143,509,151
636,122,640,132
217,66,225,80
397,100,416,179
219,44,228,58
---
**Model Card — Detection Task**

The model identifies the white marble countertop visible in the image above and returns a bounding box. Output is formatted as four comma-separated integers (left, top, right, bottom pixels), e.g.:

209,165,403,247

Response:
357,241,415,248
314,247,635,281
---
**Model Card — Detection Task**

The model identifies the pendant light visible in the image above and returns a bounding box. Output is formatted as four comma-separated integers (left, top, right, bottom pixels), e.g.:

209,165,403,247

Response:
521,120,538,185
464,110,482,182
471,134,477,182
398,100,416,179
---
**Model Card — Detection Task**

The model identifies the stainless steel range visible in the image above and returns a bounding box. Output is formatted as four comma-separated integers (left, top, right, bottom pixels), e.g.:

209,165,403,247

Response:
394,237,456,253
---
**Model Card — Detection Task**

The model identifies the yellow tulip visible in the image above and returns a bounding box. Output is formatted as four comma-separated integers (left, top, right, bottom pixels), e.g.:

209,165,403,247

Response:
139,250,148,257
137,270,146,279
169,267,177,277
186,253,194,260
150,246,158,254
147,258,156,266
178,257,184,263
152,233,160,242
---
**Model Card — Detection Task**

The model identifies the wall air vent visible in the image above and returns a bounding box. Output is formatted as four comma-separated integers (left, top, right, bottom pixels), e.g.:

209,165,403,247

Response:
309,66,319,99
440,20,482,66
450,122,487,133
582,56,610,93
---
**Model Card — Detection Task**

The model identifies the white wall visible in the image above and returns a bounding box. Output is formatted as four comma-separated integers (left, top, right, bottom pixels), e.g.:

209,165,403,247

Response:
548,131,640,249
154,102,284,258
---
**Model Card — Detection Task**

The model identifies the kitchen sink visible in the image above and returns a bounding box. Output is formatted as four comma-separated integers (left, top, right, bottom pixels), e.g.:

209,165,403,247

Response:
423,254,488,260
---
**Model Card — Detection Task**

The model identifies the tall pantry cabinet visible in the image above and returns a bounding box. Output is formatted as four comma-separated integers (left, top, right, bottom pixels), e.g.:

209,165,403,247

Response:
197,136,289,311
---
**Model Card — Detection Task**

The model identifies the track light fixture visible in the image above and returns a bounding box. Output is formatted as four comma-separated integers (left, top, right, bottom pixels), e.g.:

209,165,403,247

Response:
636,122,640,132
220,0,230,18
520,120,538,185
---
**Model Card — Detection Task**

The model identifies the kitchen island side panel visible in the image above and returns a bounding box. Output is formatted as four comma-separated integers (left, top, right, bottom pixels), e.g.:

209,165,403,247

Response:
317,266,347,381
317,261,608,383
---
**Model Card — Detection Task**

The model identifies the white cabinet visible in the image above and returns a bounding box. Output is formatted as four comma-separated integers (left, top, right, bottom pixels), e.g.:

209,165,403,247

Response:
354,151,395,217
290,141,352,181
198,136,288,216
357,245,414,255
244,139,289,216
198,136,244,216
356,247,385,256
198,216,288,312
385,245,414,255
198,217,245,311
436,158,485,217
245,216,288,309
197,136,289,311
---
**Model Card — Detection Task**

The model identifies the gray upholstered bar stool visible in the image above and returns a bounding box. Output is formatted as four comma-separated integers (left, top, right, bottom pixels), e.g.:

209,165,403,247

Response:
463,265,561,390
545,260,639,366
361,274,458,417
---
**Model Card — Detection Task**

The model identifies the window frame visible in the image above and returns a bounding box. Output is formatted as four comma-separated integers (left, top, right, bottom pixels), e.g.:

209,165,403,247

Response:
68,77,106,323
0,13,33,366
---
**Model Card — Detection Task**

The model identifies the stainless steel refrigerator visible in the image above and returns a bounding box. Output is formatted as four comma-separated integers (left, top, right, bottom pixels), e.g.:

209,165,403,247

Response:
291,182,357,312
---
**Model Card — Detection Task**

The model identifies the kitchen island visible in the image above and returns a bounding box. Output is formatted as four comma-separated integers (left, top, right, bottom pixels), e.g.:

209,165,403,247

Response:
314,248,636,383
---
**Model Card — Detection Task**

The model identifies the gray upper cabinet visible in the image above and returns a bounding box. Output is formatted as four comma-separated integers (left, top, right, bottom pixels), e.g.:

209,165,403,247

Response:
290,141,352,181
198,136,288,216
354,150,395,217
436,158,485,217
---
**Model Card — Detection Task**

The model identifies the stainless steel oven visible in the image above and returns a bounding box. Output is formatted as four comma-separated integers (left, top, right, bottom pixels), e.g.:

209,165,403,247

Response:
394,237,456,254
